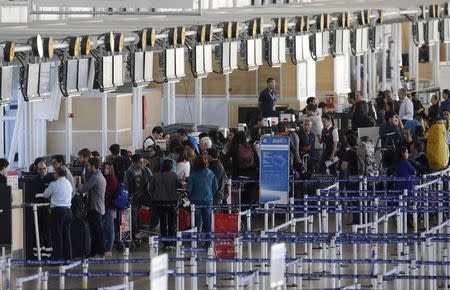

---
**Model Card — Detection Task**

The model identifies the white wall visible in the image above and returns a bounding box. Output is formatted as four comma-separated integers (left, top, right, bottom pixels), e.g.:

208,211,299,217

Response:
175,96,228,127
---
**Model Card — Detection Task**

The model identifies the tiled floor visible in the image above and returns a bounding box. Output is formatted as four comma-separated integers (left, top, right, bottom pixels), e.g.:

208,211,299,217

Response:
2,212,448,289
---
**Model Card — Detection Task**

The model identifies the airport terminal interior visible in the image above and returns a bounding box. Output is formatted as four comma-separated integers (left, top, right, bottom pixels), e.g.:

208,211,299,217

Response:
4,0,450,289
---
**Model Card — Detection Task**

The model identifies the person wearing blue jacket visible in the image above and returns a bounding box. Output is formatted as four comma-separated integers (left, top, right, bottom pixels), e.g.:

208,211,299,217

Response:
394,146,416,192
187,156,218,246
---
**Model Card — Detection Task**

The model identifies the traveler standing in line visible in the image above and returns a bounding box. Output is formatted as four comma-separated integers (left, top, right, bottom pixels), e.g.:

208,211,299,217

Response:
102,161,118,257
319,114,339,175
106,144,121,163
173,146,190,180
76,148,92,184
375,97,387,126
43,167,73,260
258,78,277,118
398,88,414,123
124,154,152,238
440,89,450,114
206,148,227,205
187,156,218,247
113,149,132,184
34,160,55,258
149,159,181,251
0,158,8,185
76,158,107,258
146,145,164,174
428,94,440,124
51,155,74,189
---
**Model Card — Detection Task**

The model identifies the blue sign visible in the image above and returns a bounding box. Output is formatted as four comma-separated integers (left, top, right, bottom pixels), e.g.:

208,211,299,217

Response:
259,135,290,204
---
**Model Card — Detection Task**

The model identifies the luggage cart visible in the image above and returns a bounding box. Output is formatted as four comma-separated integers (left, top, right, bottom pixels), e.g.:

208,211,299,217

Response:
115,207,135,250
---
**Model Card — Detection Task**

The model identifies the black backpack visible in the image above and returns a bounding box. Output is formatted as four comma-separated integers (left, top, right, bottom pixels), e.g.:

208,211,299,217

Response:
71,194,87,220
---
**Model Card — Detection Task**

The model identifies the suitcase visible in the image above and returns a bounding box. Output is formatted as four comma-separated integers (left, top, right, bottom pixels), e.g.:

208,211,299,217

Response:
178,208,191,231
70,218,91,258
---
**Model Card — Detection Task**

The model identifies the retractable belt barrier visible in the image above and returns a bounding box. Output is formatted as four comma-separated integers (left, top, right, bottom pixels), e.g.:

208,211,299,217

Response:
4,169,450,290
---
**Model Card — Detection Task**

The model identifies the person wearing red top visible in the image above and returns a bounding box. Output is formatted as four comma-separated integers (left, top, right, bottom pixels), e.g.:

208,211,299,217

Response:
102,161,118,257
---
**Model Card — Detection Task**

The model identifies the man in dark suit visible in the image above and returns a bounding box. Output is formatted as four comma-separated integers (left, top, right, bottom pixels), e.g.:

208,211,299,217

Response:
258,78,277,118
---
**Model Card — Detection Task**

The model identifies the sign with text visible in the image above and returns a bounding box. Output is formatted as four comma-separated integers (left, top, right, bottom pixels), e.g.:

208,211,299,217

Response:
259,135,289,204
270,243,286,288
151,253,168,290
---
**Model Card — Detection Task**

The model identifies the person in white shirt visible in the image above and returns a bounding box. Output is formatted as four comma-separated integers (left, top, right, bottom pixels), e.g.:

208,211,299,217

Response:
319,114,339,175
173,146,190,180
398,88,414,122
42,167,73,260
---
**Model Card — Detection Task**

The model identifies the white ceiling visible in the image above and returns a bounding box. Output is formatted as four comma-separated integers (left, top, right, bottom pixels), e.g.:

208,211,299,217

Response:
0,0,442,40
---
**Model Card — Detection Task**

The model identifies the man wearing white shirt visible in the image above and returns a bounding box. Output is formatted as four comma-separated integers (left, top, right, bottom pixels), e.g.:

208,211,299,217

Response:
398,88,414,122
43,167,73,260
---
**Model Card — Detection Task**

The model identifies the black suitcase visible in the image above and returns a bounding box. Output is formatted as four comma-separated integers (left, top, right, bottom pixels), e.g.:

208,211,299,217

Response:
70,218,91,258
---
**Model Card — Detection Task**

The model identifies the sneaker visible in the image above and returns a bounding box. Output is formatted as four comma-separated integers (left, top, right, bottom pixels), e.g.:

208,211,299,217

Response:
104,252,112,258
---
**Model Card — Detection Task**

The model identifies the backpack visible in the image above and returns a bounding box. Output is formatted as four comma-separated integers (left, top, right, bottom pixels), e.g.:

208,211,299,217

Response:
112,183,129,210
71,194,87,220
237,143,255,169
356,138,377,176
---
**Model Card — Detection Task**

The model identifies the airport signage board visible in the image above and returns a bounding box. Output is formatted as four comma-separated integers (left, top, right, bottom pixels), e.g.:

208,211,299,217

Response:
259,135,290,204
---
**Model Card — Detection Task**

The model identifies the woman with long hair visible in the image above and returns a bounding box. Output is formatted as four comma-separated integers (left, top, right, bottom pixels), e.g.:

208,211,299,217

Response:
102,161,118,257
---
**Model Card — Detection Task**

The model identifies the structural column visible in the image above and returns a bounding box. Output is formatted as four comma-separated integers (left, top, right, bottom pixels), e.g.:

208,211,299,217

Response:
363,53,368,101
169,82,176,124
356,55,361,92
132,86,143,149
101,92,108,160
225,74,230,128
0,107,4,158
65,97,73,164
195,78,202,126
432,41,440,86
381,26,387,91
408,22,419,87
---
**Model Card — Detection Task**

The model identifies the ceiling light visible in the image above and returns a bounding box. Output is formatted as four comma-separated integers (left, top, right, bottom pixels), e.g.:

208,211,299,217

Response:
146,28,156,48
177,26,186,46
30,35,43,58
224,22,232,39
137,29,147,50
43,37,54,58
104,32,114,52
114,32,124,53
274,17,281,34
205,24,213,42
4,41,15,62
69,36,80,57
256,17,264,35
168,27,177,46
249,19,257,37
197,25,206,43
232,22,240,39
81,35,91,56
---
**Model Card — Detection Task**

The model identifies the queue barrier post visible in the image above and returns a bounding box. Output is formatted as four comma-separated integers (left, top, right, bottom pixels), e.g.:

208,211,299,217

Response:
206,247,214,290
123,248,130,285
59,260,82,289
82,259,88,289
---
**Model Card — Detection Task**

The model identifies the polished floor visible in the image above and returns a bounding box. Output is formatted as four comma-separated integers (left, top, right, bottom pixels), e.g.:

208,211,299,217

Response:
2,212,447,290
